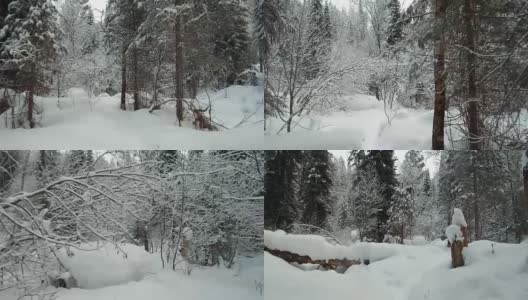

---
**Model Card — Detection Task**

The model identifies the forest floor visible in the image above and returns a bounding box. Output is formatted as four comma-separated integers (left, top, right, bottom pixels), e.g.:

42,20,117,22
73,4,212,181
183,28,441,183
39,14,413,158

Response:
265,94,528,149
0,243,263,300
0,83,264,149
265,233,528,300
265,94,435,149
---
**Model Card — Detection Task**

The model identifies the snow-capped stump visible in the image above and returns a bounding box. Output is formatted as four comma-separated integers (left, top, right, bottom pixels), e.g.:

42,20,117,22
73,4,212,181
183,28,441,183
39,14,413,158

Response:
446,208,468,268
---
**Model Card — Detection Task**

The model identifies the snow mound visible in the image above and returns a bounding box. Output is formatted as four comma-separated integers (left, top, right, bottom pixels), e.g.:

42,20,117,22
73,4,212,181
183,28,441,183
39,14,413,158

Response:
55,254,264,300
57,242,161,289
445,225,464,244
266,238,528,300
452,208,468,227
409,241,528,300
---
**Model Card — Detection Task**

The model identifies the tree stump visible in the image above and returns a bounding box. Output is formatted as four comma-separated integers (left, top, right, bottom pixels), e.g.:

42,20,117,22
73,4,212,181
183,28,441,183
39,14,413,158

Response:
450,225,468,268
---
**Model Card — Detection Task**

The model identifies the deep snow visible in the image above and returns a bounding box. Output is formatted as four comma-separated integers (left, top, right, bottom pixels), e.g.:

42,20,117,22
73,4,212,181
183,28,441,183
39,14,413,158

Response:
0,243,263,300
265,232,528,300
0,84,264,149
265,94,528,150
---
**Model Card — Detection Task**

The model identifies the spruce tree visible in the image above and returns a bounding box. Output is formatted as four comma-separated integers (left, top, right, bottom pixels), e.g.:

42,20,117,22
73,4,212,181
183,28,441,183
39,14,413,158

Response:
306,0,325,78
300,151,333,229
264,151,302,230
387,0,403,45
35,150,60,187
1,0,62,128
351,150,398,242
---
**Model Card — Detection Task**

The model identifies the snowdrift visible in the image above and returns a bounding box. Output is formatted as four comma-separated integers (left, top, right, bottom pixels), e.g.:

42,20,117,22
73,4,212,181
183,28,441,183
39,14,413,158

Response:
54,254,264,300
57,242,162,289
0,82,264,149
265,235,528,300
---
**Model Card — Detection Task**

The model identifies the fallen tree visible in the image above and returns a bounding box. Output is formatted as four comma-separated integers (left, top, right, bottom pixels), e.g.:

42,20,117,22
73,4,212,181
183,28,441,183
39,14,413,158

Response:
265,247,361,270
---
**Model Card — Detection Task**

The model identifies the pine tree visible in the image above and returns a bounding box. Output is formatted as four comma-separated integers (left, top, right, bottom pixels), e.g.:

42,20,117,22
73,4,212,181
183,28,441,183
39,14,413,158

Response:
388,186,414,242
35,150,60,187
300,151,333,229
323,2,332,41
306,0,325,78
386,0,402,45
351,150,398,242
1,0,62,128
264,151,302,230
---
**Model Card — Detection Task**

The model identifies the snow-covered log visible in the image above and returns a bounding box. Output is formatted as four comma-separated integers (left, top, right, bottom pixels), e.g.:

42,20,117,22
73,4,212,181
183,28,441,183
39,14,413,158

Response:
264,247,360,270
264,230,397,270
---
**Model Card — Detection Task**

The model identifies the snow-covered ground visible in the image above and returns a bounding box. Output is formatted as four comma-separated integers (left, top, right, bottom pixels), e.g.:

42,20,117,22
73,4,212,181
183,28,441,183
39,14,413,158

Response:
265,94,528,149
0,84,264,149
1,243,263,300
265,94,435,149
265,231,528,300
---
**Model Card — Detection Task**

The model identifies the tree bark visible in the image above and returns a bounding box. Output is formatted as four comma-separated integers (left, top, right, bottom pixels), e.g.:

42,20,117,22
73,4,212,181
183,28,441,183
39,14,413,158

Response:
120,46,127,111
174,4,184,127
432,0,447,150
471,152,480,240
27,66,35,129
451,225,468,268
523,156,528,212
464,0,480,149
133,47,139,111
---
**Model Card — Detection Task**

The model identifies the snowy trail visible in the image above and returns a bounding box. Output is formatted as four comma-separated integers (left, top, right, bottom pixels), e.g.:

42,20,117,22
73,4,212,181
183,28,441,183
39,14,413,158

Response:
266,94,435,150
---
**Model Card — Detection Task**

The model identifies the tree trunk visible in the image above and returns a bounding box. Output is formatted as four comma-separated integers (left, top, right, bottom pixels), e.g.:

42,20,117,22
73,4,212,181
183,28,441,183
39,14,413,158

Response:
464,0,480,149
133,47,139,111
432,0,447,150
451,224,468,268
450,240,464,268
523,158,528,212
120,46,127,111
27,80,35,129
174,5,184,127
471,152,480,240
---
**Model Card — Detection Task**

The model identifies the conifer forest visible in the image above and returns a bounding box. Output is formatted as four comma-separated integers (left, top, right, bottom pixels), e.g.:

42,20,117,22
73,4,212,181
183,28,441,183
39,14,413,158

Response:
264,0,528,150
1,1,528,300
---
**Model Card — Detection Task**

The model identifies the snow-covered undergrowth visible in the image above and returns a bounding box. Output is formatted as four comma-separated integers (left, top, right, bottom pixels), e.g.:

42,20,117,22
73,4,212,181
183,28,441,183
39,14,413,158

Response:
0,84,264,149
1,242,263,300
266,94,435,149
265,234,528,300
265,94,528,149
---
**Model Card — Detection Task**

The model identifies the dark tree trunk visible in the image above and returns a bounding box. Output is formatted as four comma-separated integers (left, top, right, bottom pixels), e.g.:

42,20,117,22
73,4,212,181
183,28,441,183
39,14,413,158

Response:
523,160,528,212
133,47,139,111
120,46,127,111
174,4,184,127
471,152,480,240
451,225,468,268
464,0,480,149
27,63,36,128
432,0,447,150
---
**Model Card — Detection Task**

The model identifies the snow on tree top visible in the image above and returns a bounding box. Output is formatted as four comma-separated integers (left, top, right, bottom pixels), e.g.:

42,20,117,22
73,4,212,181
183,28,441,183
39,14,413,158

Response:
451,208,467,227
